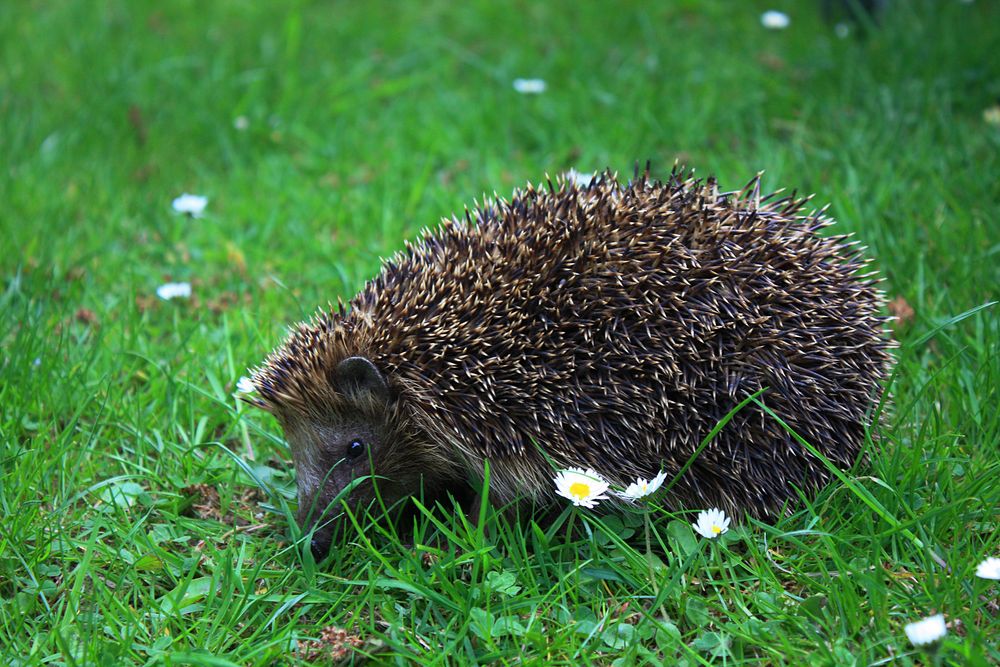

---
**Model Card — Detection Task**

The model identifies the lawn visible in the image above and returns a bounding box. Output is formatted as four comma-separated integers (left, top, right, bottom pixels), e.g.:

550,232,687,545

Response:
1,1,999,664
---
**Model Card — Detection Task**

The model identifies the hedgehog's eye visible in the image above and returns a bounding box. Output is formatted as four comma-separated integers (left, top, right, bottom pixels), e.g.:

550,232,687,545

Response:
346,439,366,460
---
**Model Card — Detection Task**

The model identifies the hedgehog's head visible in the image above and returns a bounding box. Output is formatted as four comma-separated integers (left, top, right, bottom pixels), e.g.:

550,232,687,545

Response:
250,351,449,561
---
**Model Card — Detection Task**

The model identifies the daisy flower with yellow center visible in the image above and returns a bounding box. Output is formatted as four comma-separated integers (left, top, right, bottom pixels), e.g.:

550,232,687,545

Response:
620,470,668,501
692,508,731,539
553,468,610,509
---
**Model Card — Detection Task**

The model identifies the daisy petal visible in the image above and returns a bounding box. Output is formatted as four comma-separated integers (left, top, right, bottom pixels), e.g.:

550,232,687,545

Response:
156,282,192,300
513,78,546,94
904,614,946,646
760,10,790,30
236,376,256,394
172,193,208,217
975,556,1000,580
618,470,668,500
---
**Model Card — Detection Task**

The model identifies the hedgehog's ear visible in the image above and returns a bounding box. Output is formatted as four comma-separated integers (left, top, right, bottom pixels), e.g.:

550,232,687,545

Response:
334,356,390,404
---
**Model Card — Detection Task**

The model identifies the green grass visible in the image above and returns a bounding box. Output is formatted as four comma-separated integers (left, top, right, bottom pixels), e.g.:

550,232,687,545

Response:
2,1,999,664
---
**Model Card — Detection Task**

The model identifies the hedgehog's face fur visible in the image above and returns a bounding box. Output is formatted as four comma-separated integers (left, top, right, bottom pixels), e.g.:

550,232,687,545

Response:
265,357,444,560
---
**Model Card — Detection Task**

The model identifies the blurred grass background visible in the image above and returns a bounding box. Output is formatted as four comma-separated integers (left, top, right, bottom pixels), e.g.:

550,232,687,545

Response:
1,1,998,664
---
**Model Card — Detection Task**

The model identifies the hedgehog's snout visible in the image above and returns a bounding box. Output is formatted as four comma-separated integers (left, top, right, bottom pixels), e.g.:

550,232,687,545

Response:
310,531,333,561
283,411,389,559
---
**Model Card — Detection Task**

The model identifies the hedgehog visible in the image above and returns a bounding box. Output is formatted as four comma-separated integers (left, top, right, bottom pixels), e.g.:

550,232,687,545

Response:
247,167,891,559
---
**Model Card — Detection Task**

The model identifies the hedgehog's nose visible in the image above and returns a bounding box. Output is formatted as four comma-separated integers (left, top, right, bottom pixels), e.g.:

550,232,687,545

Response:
310,535,330,561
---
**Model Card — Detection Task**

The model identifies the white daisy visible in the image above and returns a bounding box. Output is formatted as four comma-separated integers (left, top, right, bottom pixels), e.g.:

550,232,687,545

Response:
512,78,546,94
904,614,947,646
760,10,790,30
156,282,192,300
553,468,609,509
975,556,1000,580
236,376,256,394
620,470,668,501
171,193,208,218
692,508,731,539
